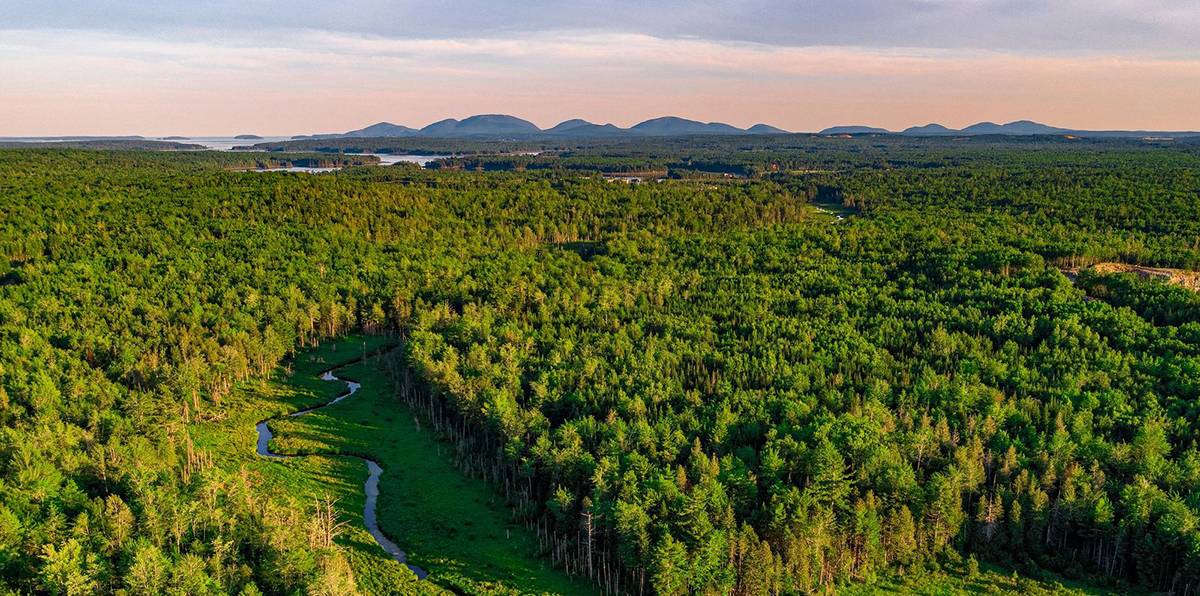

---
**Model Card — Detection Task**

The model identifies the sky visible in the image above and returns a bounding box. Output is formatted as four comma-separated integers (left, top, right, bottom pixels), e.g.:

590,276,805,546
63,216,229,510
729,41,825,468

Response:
2,0,1199,135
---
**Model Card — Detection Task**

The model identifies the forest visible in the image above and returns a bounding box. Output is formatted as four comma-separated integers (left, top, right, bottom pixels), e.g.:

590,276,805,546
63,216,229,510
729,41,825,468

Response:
0,138,1198,594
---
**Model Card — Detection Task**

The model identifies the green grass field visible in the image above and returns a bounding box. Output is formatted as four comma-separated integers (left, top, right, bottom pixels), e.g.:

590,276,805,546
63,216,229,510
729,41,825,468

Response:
193,336,591,595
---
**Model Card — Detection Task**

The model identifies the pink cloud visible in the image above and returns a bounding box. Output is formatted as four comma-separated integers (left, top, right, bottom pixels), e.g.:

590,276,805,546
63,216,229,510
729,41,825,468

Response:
2,29,1197,135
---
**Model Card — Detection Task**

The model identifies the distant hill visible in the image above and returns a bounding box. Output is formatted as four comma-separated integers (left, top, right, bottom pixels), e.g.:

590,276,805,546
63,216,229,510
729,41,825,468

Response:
545,119,625,136
819,125,890,135
903,120,1093,136
420,114,541,137
820,121,1076,136
291,122,419,140
418,118,460,137
901,123,956,136
343,122,419,138
747,124,789,134
630,117,744,136
234,134,263,140
958,121,1006,135
959,120,1070,135
546,119,593,133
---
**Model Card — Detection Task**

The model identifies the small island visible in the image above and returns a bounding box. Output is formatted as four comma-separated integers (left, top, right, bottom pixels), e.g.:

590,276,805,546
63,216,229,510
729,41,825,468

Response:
234,134,264,140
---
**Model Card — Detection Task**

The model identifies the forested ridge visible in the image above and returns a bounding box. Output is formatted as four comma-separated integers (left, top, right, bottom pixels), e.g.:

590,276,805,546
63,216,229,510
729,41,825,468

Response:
0,144,1198,594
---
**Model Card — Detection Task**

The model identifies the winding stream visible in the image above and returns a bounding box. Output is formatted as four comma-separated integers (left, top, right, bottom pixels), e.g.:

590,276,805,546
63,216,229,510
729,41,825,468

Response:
255,364,428,580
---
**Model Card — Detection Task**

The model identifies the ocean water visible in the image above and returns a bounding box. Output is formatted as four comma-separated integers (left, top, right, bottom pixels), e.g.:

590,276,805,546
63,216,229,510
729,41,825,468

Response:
3,136,452,168
162,136,293,150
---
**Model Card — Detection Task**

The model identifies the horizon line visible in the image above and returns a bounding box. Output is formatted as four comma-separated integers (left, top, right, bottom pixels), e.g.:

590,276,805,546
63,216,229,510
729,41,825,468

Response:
7,116,1200,139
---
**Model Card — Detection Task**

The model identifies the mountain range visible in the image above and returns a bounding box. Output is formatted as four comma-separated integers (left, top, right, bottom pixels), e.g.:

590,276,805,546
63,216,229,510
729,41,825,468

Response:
821,120,1199,138
293,114,792,139
290,116,1199,140
821,120,1070,136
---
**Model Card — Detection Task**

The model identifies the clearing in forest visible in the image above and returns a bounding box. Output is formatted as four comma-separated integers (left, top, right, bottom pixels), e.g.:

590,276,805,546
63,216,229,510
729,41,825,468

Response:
1063,262,1200,291
225,336,592,595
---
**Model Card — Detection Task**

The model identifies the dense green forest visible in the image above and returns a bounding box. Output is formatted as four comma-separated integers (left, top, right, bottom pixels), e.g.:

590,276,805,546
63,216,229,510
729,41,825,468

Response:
1,141,1198,594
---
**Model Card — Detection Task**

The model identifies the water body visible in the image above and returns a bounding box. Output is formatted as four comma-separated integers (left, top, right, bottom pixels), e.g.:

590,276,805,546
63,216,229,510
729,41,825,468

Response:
179,139,452,167
249,154,452,173
168,136,294,150
255,364,428,580
10,136,451,170
357,153,451,166
174,139,449,166
250,166,342,174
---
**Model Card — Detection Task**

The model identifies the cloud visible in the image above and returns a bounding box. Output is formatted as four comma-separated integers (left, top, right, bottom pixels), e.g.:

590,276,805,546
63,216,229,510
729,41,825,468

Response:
5,0,1199,55
1,24,1198,135
10,27,1197,82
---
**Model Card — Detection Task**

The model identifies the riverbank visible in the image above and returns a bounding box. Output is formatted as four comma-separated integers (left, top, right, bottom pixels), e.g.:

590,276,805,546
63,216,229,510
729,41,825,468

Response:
255,358,428,579
265,345,595,595
193,335,590,594
191,336,434,594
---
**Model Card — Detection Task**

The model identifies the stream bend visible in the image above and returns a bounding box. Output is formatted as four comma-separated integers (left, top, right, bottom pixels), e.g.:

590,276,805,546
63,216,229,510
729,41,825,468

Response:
255,361,428,580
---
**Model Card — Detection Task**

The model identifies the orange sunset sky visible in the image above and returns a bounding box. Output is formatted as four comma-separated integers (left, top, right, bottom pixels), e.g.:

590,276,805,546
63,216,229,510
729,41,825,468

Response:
3,1,1198,135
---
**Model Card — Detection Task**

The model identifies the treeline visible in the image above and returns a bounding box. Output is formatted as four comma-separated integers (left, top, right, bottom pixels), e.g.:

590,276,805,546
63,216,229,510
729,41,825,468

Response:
790,156,1200,270
428,155,668,175
247,138,554,155
247,155,381,169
